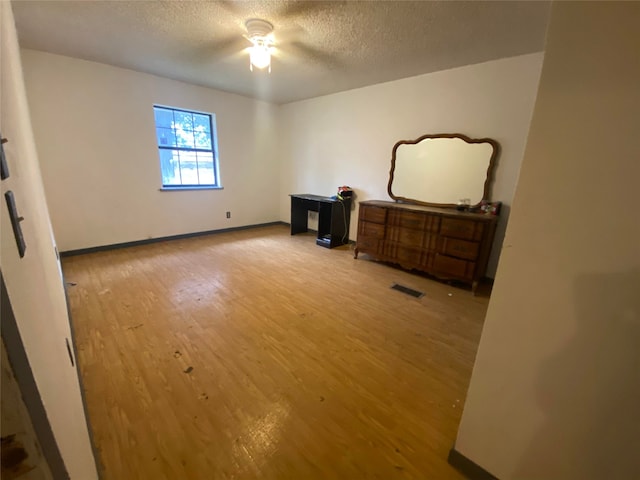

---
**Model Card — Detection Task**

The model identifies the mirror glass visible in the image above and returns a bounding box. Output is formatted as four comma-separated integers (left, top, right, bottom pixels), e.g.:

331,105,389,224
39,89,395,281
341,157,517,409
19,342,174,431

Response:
388,134,498,207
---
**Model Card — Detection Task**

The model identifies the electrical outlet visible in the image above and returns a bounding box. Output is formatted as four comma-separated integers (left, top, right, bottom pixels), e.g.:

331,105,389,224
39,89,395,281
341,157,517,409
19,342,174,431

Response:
226,211,231,219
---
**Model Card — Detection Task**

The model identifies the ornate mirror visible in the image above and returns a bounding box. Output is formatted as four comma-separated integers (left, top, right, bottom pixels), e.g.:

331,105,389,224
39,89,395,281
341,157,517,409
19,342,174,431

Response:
387,133,499,208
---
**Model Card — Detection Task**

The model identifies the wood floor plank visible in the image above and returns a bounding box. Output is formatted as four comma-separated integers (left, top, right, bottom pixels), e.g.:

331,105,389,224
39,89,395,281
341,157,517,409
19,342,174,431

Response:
62,225,490,479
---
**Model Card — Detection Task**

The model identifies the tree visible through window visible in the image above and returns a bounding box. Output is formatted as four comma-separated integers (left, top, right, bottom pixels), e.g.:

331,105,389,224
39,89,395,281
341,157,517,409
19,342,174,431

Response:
153,106,219,187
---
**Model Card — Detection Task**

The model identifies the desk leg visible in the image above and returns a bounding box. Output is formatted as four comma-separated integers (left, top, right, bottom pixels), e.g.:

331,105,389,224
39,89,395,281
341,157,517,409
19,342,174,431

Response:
290,198,308,235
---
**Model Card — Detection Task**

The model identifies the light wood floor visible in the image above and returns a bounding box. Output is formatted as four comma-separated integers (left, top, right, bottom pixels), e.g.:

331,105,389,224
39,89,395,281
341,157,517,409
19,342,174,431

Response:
62,224,491,480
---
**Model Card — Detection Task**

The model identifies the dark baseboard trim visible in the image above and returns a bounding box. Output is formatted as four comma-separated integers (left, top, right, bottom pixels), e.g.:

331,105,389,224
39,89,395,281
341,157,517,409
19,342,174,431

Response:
448,448,498,480
60,222,287,257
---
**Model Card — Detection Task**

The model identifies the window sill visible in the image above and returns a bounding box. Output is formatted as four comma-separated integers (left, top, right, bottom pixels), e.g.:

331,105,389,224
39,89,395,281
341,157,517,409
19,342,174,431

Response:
159,186,224,191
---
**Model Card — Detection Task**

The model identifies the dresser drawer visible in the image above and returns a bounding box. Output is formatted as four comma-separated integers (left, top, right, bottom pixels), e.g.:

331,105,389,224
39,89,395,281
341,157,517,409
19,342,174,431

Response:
441,237,480,261
398,227,424,246
384,244,424,267
359,221,385,239
357,235,383,254
393,211,425,230
424,214,440,232
440,218,484,241
386,226,423,247
432,254,475,280
359,205,387,224
354,202,495,293
424,233,438,252
396,246,423,266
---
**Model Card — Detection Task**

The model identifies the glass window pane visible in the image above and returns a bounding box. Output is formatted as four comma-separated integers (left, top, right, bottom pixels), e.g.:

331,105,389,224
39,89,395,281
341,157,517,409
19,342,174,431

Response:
194,114,211,132
198,167,215,185
175,129,195,148
194,130,212,149
173,111,193,130
156,127,176,147
197,152,213,164
197,152,215,184
154,108,173,128
159,149,181,185
178,151,198,184
155,107,219,187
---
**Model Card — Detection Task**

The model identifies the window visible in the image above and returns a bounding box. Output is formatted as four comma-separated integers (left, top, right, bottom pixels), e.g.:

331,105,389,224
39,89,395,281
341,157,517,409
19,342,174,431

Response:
153,106,220,188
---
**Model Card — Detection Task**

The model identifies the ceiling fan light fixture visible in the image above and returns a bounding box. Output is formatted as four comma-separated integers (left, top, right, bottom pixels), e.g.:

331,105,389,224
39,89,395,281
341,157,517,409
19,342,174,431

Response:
249,40,272,71
245,19,274,73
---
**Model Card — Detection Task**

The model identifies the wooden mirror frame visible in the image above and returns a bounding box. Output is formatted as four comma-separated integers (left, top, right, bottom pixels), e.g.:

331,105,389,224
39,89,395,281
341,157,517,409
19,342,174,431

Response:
387,133,500,209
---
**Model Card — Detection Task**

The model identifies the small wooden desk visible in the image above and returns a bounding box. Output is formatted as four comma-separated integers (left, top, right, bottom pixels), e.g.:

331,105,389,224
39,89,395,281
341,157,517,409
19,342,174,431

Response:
289,194,351,248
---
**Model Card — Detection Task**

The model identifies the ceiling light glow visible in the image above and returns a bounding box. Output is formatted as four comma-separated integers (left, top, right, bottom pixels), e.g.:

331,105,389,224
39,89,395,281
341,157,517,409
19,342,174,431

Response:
249,40,272,71
245,19,274,73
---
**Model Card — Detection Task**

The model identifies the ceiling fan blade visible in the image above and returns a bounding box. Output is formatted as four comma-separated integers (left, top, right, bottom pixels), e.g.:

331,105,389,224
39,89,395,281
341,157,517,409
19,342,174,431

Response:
187,35,247,63
217,0,246,16
287,40,344,70
218,0,344,19
279,1,347,20
273,24,305,43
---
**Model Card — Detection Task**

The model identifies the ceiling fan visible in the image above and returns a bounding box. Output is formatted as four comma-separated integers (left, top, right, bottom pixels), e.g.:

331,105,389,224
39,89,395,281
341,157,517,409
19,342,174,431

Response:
244,19,275,72
238,17,342,73
193,2,345,73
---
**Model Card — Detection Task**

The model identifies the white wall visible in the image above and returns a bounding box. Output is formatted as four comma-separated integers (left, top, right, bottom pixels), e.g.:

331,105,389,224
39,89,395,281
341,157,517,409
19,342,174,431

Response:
21,48,543,276
21,50,282,252
1,4,98,478
279,53,544,277
455,2,640,478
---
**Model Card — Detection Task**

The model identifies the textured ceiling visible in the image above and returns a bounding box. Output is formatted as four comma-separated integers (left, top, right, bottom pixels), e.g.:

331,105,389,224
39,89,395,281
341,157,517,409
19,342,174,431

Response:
11,0,551,104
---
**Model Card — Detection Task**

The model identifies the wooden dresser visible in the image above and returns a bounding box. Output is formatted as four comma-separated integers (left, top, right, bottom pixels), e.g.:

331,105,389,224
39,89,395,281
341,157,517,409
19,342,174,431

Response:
355,200,498,293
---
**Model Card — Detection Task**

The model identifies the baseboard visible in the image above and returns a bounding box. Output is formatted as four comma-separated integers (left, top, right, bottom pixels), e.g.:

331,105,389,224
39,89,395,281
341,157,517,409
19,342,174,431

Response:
60,222,287,257
448,448,498,480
